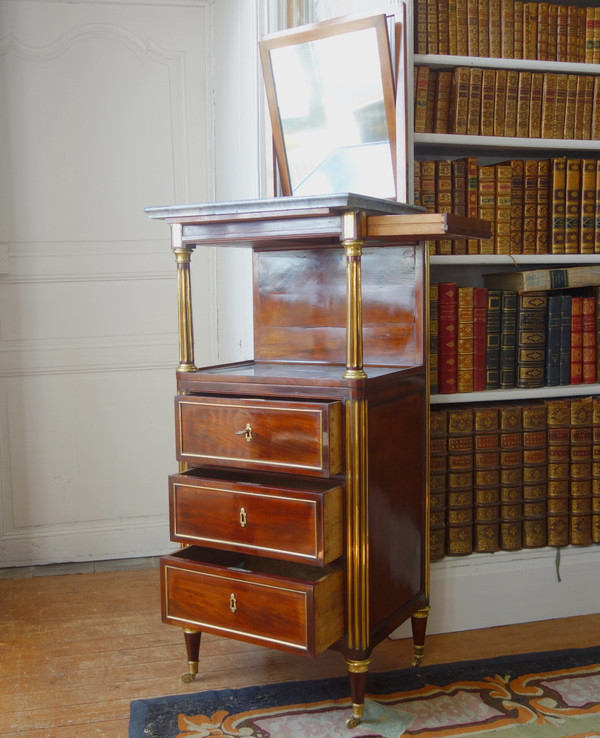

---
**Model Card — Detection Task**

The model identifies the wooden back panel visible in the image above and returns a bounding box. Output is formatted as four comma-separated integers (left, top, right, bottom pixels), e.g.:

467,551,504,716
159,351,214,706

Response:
253,245,424,366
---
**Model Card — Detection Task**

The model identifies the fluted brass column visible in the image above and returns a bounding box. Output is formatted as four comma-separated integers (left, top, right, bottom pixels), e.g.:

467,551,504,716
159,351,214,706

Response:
171,223,197,373
343,238,367,380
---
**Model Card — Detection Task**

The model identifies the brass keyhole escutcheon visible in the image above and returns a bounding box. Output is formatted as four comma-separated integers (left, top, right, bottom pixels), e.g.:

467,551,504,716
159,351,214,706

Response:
235,423,252,442
239,508,247,528
229,593,237,613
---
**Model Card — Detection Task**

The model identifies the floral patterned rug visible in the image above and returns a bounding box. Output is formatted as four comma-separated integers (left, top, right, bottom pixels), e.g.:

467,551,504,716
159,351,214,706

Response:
129,645,600,738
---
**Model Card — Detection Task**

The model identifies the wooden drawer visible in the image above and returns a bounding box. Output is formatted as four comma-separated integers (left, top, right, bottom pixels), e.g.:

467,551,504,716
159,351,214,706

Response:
175,395,342,476
169,470,343,565
160,546,344,656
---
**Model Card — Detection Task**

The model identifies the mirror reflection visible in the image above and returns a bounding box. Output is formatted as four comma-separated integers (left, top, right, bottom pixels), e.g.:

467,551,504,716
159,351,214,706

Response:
260,15,397,199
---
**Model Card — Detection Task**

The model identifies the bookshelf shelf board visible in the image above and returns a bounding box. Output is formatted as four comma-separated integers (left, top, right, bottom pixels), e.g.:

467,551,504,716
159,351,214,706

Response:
430,384,600,405
415,134,600,157
414,54,600,76
430,255,600,266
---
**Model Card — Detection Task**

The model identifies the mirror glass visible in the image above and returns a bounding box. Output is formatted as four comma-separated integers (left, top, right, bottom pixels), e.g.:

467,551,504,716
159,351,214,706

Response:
260,15,397,199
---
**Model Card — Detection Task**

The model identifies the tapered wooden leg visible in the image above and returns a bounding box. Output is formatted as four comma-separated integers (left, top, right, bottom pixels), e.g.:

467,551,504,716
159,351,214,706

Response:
345,658,371,728
181,628,201,683
411,605,430,666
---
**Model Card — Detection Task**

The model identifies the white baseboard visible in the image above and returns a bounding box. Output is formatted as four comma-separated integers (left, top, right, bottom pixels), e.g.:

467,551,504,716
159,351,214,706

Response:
391,545,600,638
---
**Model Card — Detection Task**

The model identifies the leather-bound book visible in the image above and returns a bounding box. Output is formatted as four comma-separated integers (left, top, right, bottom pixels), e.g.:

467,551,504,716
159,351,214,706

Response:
596,287,600,379
473,287,488,391
415,0,429,54
452,158,467,254
570,296,583,384
425,70,437,134
466,157,480,255
516,291,547,389
457,286,474,393
495,162,513,254
429,283,439,394
536,1,549,60
585,6,595,64
567,5,579,63
570,395,593,546
536,159,550,254
522,160,538,254
541,73,557,138
448,0,458,55
529,72,544,137
499,290,518,388
574,76,588,141
556,3,568,62
544,294,562,386
446,407,475,555
565,158,581,254
499,404,523,550
473,406,500,552
429,408,448,561
514,0,524,59
436,160,453,255
500,0,514,58
505,70,519,137
564,75,577,139
467,68,483,136
578,6,587,62
580,159,596,254
596,160,600,254
467,0,479,56
489,0,502,57
582,75,594,140
547,2,558,61
594,7,600,65
510,159,524,254
481,69,496,136
413,160,421,208
438,282,458,394
559,294,572,386
456,0,469,55
550,157,566,254
582,296,596,384
592,397,600,544
521,403,548,548
426,0,439,53
450,67,470,135
516,72,532,138
591,76,600,141
438,0,450,54
486,289,502,389
545,398,570,547
434,70,453,134
478,0,490,57
493,69,507,136
553,73,567,138
523,2,538,60
477,165,496,254
414,66,431,134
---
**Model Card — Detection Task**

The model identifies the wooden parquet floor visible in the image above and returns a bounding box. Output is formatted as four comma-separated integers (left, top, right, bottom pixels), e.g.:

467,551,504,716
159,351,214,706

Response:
0,566,598,738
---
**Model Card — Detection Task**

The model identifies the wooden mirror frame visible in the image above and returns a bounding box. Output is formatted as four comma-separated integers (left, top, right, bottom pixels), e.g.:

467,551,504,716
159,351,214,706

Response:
259,13,399,199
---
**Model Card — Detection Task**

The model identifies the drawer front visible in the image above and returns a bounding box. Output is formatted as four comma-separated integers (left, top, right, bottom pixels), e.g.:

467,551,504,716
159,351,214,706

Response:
161,548,343,655
169,472,343,565
176,396,342,476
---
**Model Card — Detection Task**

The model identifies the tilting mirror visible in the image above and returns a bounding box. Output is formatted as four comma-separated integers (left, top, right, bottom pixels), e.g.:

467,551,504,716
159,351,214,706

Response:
259,13,399,199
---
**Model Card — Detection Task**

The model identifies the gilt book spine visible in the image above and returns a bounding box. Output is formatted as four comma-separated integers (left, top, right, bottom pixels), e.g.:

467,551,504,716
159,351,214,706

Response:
494,69,507,137
537,1,549,61
486,289,502,389
452,157,467,254
425,70,437,133
547,2,558,61
536,159,550,254
521,403,548,548
511,159,524,254
499,405,523,550
473,287,488,391
564,75,577,139
553,73,568,138
582,296,596,384
523,2,538,60
516,71,532,138
580,159,596,254
499,290,518,388
570,396,593,546
427,0,439,53
481,69,496,136
544,294,561,387
514,1,524,59
473,406,500,553
550,157,566,254
414,66,430,134
448,0,458,55
456,0,469,55
501,0,515,58
541,72,557,138
446,407,475,556
429,283,439,394
596,160,600,253
505,70,519,137
565,158,581,254
436,160,453,255
556,3,568,62
496,162,513,254
429,408,448,560
467,68,483,136
415,0,428,54
467,0,479,56
522,159,538,254
457,286,474,393
591,76,600,140
438,0,450,54
438,282,458,394
592,397,600,543
528,72,544,138
559,294,572,386
450,67,470,135
516,291,548,389
478,0,490,57
546,398,570,547
434,70,453,134
570,296,583,384
582,75,594,140
489,0,502,57
478,165,496,254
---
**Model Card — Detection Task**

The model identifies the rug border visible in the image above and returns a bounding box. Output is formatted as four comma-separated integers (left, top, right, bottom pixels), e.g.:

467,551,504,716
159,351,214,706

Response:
129,644,600,738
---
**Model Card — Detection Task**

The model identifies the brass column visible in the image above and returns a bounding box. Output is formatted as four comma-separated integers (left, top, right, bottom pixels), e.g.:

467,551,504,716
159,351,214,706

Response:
171,223,197,373
342,236,367,381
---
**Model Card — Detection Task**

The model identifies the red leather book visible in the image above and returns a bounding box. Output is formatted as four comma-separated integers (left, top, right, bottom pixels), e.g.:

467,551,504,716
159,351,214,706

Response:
582,295,596,383
570,296,583,384
473,287,488,391
438,282,458,394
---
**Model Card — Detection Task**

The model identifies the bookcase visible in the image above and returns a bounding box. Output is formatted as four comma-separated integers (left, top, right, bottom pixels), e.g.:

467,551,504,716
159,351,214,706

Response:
403,0,600,635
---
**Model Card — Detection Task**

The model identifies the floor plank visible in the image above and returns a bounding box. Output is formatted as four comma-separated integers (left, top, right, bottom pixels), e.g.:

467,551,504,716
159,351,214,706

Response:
0,566,598,737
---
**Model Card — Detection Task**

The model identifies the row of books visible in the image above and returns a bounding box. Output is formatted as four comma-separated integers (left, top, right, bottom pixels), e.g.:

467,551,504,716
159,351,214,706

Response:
415,0,600,63
430,397,600,559
415,158,600,256
414,66,600,140
430,284,600,394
